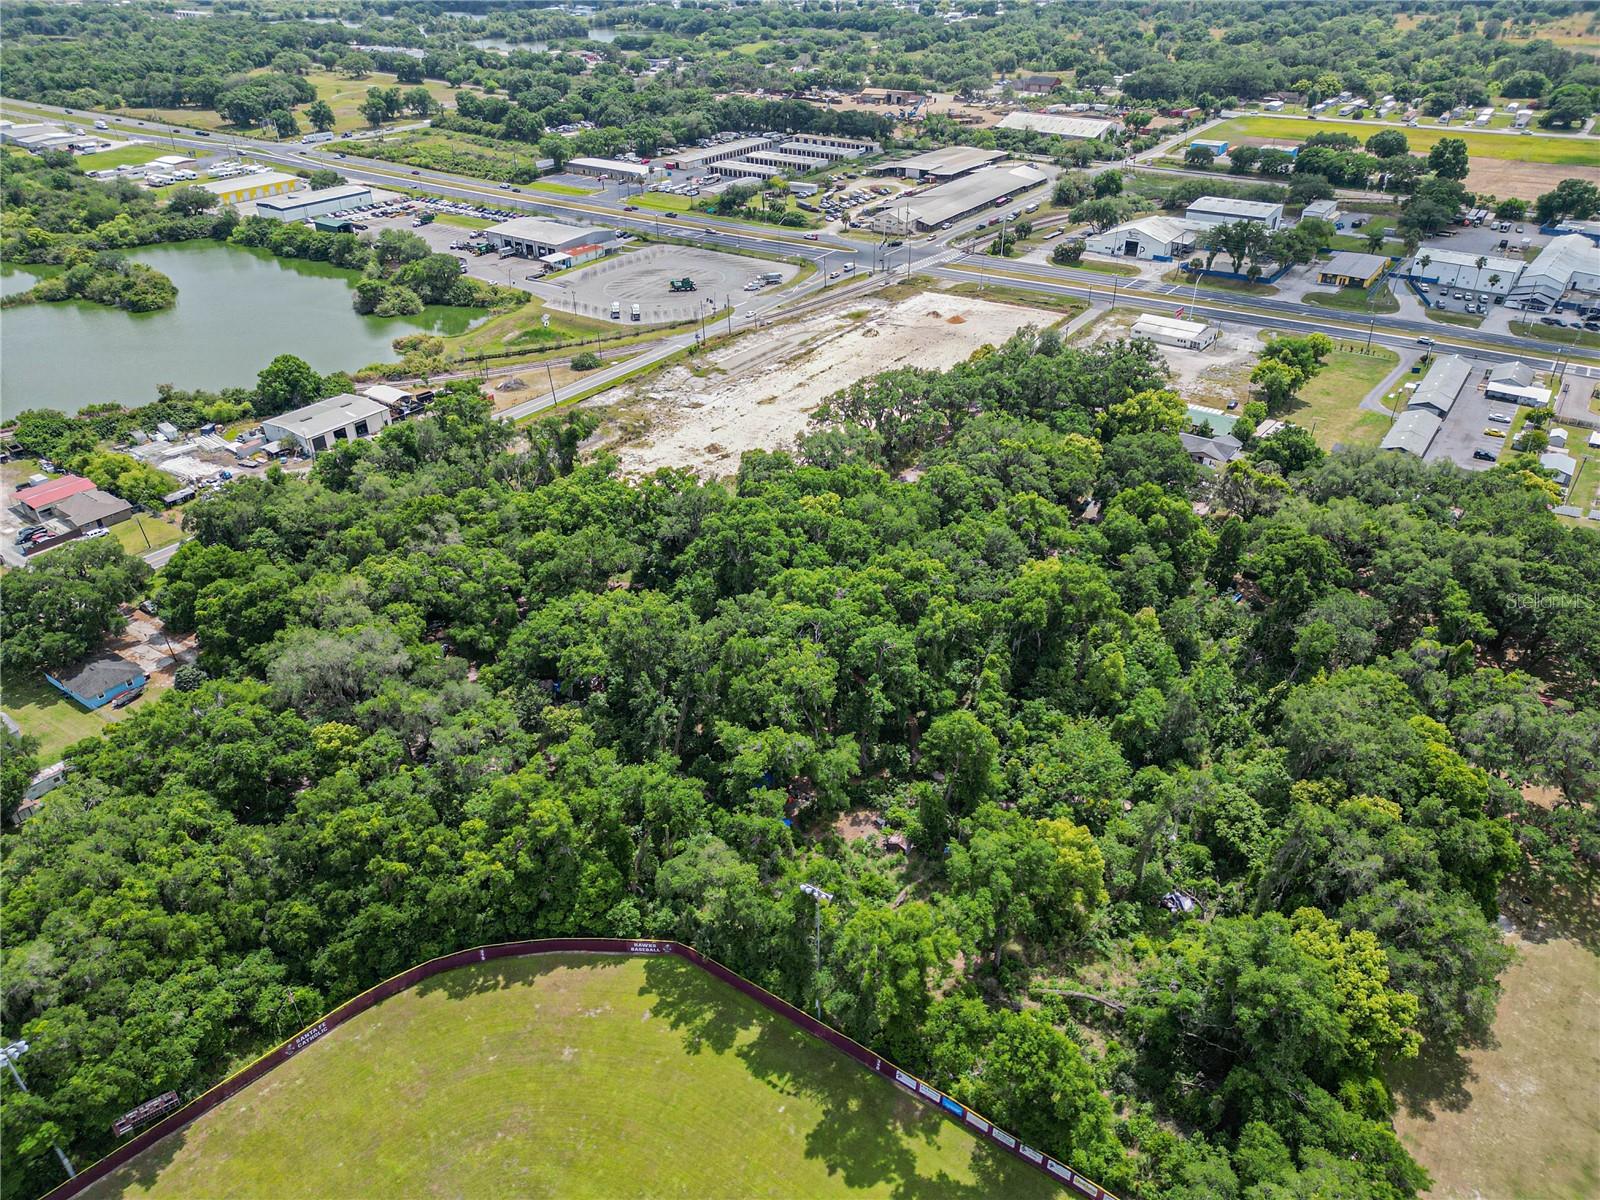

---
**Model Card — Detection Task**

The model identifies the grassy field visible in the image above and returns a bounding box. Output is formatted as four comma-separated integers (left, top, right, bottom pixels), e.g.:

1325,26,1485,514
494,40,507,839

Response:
1304,285,1399,314
527,180,594,197
83,954,1062,1200
1427,308,1486,329
1071,258,1141,277
1510,321,1600,351
447,298,614,357
298,70,462,135
633,189,821,230
76,144,170,169
1160,268,1278,296
946,280,1086,319
1200,116,1598,165
1393,885,1600,1200
1283,345,1400,449
0,672,119,761
431,212,493,230
112,513,184,556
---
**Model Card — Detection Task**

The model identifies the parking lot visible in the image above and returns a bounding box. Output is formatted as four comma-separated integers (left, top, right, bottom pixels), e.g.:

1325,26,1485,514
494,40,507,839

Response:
1425,384,1506,472
531,244,798,324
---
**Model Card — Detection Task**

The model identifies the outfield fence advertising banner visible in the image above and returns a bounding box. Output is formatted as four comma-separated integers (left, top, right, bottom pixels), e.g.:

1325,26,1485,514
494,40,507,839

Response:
41,938,1120,1200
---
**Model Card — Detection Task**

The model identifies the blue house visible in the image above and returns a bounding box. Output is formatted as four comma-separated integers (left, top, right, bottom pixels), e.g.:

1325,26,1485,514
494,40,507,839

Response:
46,654,147,710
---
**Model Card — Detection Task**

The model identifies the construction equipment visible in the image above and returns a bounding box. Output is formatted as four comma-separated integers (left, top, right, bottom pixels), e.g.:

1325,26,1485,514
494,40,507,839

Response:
669,277,697,292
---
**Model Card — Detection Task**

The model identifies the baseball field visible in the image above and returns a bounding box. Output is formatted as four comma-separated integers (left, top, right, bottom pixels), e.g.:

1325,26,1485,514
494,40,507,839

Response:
81,954,1062,1199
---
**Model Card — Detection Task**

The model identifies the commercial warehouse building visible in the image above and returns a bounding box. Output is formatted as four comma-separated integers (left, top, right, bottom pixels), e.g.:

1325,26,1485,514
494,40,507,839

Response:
565,157,658,182
53,489,133,532
1132,314,1219,350
483,217,617,258
872,146,1007,180
254,184,374,222
874,164,1047,233
665,137,777,172
262,393,391,456
1183,196,1285,230
996,112,1116,140
1404,355,1473,418
1506,234,1600,308
201,171,303,206
1401,247,1522,296
1086,215,1200,260
1316,252,1390,289
14,474,97,522
1381,409,1442,457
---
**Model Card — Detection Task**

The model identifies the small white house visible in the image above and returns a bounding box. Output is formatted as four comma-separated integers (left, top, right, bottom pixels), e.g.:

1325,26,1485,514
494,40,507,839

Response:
1540,451,1576,486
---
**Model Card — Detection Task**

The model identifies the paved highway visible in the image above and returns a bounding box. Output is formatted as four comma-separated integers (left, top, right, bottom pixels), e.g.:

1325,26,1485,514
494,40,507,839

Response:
10,98,1597,385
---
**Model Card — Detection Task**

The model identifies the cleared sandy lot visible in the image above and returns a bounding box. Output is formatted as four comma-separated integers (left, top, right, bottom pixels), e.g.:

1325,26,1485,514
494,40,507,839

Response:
1076,308,1261,407
593,291,1052,477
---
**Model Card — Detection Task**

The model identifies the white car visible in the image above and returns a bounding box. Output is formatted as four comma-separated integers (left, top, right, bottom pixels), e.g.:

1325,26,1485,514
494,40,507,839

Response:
1487,412,1511,424
83,528,111,540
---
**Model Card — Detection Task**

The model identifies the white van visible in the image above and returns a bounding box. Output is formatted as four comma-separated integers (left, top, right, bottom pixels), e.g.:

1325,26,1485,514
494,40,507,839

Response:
610,300,621,319
630,303,641,321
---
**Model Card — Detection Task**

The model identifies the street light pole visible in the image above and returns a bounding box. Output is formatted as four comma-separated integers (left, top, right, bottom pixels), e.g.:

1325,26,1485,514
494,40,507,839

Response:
798,883,834,1019
2,1041,76,1181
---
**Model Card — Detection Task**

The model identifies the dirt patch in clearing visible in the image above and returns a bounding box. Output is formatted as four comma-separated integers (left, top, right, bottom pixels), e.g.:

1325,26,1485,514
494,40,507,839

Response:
1076,309,1263,407
834,809,882,843
591,291,1047,477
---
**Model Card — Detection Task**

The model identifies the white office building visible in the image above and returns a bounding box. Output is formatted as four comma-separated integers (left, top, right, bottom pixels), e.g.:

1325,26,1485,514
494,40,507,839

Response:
254,185,374,222
483,217,617,257
1184,196,1285,230
1086,216,1201,260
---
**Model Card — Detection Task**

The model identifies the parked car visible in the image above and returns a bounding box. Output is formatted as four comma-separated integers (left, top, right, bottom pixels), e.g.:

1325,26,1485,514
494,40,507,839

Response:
83,528,111,539
111,688,144,709
1487,412,1511,424
139,599,159,616
1473,449,1498,461
1483,427,1506,438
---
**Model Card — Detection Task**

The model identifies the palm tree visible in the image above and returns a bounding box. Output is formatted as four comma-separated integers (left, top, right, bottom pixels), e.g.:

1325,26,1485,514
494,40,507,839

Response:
1364,229,1385,254
1475,255,1488,288
1417,252,1432,280
1488,273,1501,292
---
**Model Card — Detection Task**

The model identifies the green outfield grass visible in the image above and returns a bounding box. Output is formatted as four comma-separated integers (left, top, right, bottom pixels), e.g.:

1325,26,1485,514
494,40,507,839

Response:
1199,116,1598,165
76,144,170,169
82,954,1061,1200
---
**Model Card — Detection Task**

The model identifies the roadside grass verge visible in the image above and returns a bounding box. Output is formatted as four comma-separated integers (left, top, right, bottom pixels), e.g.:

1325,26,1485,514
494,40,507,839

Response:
1160,268,1279,295
1510,321,1600,351
1304,286,1399,314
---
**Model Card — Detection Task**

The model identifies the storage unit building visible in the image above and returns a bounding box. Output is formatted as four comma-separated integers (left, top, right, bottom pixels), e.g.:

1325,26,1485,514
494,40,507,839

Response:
262,393,391,456
1132,314,1220,350
665,137,777,172
201,171,303,206
871,146,1007,180
254,185,374,222
784,133,880,159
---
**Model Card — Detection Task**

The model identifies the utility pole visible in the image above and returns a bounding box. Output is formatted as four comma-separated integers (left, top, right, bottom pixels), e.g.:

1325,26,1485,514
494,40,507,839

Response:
798,883,834,1020
1,1041,76,1182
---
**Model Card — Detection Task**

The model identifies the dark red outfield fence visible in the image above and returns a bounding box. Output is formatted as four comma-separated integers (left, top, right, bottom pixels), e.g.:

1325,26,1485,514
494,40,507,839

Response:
43,939,1118,1200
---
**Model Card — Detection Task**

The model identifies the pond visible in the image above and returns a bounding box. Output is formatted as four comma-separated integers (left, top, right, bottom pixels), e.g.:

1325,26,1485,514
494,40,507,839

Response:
1,242,483,418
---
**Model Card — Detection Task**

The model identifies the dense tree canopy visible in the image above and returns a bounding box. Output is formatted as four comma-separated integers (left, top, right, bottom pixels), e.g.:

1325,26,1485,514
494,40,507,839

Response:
3,324,1595,1200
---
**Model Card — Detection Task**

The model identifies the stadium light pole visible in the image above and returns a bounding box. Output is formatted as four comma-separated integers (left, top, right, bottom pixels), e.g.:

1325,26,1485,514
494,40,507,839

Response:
1,1040,77,1181
798,883,834,1020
